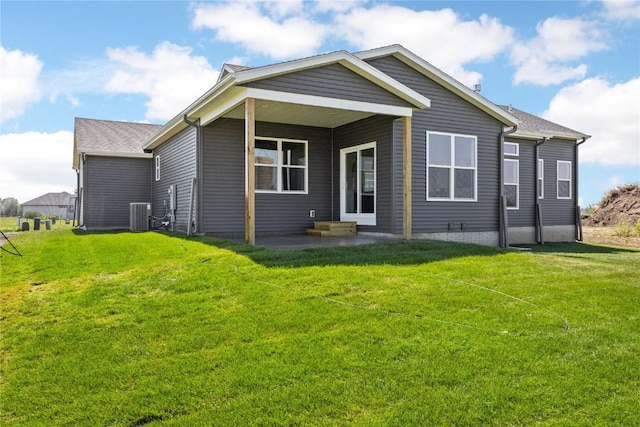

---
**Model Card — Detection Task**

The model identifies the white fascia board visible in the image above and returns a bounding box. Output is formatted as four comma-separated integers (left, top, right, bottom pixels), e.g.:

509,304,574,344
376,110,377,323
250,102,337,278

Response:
356,45,519,127
244,87,415,117
84,151,153,159
234,51,430,110
510,131,591,141
198,86,248,126
144,75,237,150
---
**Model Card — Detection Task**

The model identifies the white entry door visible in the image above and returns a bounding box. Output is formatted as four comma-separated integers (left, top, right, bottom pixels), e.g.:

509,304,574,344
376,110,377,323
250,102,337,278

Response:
340,142,376,225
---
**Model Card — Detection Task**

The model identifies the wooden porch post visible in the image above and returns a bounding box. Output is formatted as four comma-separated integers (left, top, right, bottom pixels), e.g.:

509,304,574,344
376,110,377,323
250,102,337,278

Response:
403,116,412,240
245,98,256,245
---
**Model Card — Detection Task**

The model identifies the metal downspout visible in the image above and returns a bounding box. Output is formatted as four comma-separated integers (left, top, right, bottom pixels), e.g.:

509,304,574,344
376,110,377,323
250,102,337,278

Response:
183,115,202,235
575,137,588,241
74,168,80,227
499,125,517,247
535,137,549,244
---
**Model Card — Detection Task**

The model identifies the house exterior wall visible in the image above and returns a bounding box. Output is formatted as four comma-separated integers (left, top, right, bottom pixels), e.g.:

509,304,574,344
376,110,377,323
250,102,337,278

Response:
201,118,333,236
20,204,65,218
503,137,577,244
332,115,396,233
151,126,197,232
538,139,577,226
81,156,151,230
366,56,505,236
504,138,536,228
243,63,414,108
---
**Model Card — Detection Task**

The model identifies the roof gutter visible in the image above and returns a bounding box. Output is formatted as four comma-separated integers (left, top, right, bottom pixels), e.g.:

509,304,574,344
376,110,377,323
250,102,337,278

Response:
499,125,518,248
144,75,236,150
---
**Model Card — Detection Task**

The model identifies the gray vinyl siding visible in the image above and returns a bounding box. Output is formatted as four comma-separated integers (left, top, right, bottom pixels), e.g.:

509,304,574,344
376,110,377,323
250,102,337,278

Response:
504,139,536,227
243,63,413,108
83,156,151,229
332,115,396,233
201,118,332,235
151,126,197,232
367,56,504,234
539,139,577,225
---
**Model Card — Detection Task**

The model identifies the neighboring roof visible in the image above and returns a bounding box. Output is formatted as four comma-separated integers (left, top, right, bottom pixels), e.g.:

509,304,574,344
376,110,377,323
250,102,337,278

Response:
217,63,253,82
22,191,74,206
355,44,519,127
499,106,590,140
73,118,162,169
144,49,432,150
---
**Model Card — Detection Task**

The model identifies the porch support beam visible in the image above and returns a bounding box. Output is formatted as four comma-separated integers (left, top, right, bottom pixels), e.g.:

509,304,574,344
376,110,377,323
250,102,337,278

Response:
245,98,256,245
403,116,412,240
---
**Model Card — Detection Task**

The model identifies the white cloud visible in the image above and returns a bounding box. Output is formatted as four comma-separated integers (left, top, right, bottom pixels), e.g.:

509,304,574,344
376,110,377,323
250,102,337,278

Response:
0,131,76,203
191,2,327,59
511,17,608,86
332,5,514,86
542,77,640,167
599,0,640,21
0,46,43,122
313,0,366,13
104,41,219,121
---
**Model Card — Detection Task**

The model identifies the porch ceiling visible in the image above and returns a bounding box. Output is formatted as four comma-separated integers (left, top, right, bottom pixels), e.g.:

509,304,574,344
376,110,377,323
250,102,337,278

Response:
224,99,378,128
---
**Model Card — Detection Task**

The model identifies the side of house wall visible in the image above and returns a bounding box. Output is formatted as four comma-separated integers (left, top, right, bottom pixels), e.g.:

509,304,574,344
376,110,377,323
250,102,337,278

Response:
243,63,414,108
151,126,197,232
504,138,536,228
83,156,152,229
502,137,577,244
201,118,332,236
367,56,505,237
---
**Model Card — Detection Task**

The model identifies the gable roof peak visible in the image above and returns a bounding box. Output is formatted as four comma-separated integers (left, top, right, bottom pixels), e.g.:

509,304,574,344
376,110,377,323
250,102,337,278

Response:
355,45,519,127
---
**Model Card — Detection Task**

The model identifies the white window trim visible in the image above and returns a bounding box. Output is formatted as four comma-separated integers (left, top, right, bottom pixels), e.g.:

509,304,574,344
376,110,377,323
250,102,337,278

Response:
504,158,519,210
155,155,160,181
557,160,572,199
426,131,478,202
538,159,544,199
504,142,519,156
255,136,308,194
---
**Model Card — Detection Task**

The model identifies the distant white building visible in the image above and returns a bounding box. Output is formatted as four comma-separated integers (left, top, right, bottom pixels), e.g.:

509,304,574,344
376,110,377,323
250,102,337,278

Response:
21,191,76,219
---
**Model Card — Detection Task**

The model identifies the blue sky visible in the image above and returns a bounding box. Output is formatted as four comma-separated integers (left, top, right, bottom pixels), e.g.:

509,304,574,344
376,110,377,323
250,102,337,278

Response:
1,0,638,207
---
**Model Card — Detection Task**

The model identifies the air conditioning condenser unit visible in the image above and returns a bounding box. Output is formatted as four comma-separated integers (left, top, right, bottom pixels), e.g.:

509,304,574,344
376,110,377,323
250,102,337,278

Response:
130,203,151,231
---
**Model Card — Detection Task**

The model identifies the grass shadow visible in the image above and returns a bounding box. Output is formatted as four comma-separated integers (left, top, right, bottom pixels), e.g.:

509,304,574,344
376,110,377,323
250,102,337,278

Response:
520,241,639,254
177,234,506,268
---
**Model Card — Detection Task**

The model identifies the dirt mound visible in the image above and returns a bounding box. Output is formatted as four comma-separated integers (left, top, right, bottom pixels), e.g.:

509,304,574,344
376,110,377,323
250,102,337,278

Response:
583,183,640,227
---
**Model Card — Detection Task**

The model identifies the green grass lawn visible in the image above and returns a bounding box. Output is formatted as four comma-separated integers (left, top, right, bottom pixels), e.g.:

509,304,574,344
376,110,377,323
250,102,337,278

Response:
1,230,639,426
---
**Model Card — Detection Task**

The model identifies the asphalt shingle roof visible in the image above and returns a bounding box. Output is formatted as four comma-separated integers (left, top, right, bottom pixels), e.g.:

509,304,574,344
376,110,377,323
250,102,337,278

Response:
22,191,74,206
74,118,162,154
500,105,589,139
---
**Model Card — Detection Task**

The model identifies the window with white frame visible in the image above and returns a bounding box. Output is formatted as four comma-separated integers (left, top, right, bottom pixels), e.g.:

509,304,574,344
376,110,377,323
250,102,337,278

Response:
537,159,544,199
503,142,519,209
504,158,519,209
426,131,477,201
155,155,160,181
504,142,519,156
255,137,307,193
557,161,571,199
